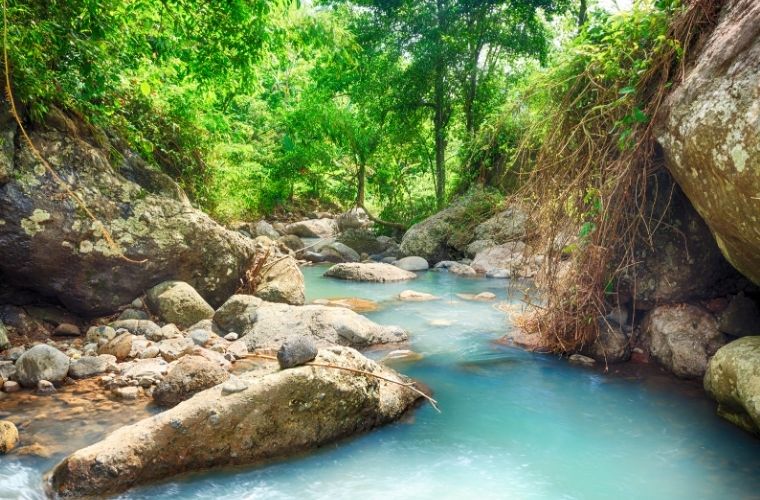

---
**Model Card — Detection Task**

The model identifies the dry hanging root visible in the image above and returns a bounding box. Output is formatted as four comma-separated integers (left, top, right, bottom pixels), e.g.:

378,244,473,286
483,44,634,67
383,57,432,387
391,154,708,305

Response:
246,353,441,413
2,0,145,264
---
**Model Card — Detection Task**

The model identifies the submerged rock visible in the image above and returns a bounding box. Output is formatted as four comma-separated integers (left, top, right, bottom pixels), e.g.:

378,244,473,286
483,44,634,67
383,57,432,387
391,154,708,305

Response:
398,290,439,302
644,304,725,378
704,336,760,436
311,297,379,313
324,263,416,282
49,347,422,498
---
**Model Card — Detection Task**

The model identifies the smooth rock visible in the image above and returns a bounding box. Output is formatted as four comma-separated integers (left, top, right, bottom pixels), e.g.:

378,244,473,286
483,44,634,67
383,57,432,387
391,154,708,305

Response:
15,344,70,387
99,333,133,361
69,356,110,379
112,386,139,401
110,320,162,340
277,234,304,252
321,242,360,263
393,256,429,271
0,420,19,453
255,256,305,305
117,309,149,321
324,263,416,282
569,354,596,367
36,379,56,395
223,332,239,341
214,295,262,334
189,330,210,347
2,381,19,393
50,347,421,498
704,336,760,436
153,355,230,407
158,337,195,362
86,325,116,344
254,220,280,240
580,320,631,364
146,281,215,328
277,337,318,369
284,218,338,239
53,323,81,337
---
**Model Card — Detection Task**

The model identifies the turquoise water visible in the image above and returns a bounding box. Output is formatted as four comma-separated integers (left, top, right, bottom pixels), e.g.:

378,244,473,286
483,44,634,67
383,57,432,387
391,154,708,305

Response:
3,267,760,499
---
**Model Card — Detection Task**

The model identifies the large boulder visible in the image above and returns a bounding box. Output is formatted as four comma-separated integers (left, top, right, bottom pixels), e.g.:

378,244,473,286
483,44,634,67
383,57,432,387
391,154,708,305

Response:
49,347,422,498
324,263,416,282
153,355,230,407
580,321,631,364
146,281,214,328
213,294,262,334
255,255,305,305
644,304,726,378
241,303,408,351
704,336,760,436
393,256,429,271
337,229,395,255
336,207,371,231
471,241,538,278
656,0,760,285
0,111,255,315
399,198,469,263
284,218,338,239
15,344,70,387
320,242,360,263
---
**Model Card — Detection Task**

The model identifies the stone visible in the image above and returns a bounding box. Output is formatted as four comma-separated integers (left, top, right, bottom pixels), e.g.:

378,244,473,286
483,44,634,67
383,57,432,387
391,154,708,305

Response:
224,332,239,341
311,297,379,313
399,194,475,262
69,355,111,379
117,309,149,321
398,290,439,302
189,329,210,347
50,347,421,498
190,347,231,370
324,262,416,282
456,292,496,301
214,294,262,334
569,354,596,367
471,241,532,276
53,323,81,337
254,220,280,240
338,229,394,255
579,320,631,364
86,325,116,344
131,298,145,309
472,207,529,248
380,350,424,365
320,242,360,263
15,344,70,387
254,255,305,305
337,207,370,231
277,234,304,252
110,319,162,340
36,379,56,395
7,346,24,361
112,386,139,401
241,303,408,351
225,340,248,360
655,0,760,285
704,336,760,436
393,256,429,271
221,376,248,395
284,218,338,239
158,337,195,362
99,333,133,361
0,110,256,316
0,420,19,453
121,358,169,380
485,269,510,279
644,304,726,379
0,321,9,350
146,281,215,328
2,381,19,392
0,361,15,382
158,324,183,341
277,337,318,369
718,294,760,338
153,355,230,407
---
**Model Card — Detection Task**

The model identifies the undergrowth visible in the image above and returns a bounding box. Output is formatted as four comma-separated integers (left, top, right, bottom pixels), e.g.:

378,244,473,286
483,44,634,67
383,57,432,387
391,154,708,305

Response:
513,0,724,353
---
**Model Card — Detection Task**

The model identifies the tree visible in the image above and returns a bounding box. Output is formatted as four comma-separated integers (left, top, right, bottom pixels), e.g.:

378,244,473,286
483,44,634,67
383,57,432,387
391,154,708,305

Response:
323,0,568,208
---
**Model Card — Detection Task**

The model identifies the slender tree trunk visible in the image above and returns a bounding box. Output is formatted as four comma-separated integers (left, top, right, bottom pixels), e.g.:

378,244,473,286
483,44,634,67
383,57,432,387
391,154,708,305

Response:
356,162,366,207
433,0,448,210
578,0,587,27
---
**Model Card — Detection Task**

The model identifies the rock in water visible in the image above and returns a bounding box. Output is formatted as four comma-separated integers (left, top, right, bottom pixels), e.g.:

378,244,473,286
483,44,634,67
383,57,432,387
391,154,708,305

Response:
15,344,70,387
153,355,229,407
398,290,439,302
277,337,318,369
655,0,760,285
0,110,256,315
704,336,760,436
146,281,215,328
644,304,725,378
324,263,416,282
49,347,422,498
393,256,429,271
0,420,19,453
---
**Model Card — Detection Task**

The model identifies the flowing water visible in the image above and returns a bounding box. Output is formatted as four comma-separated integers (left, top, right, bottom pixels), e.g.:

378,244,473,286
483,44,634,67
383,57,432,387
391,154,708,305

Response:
2,267,759,499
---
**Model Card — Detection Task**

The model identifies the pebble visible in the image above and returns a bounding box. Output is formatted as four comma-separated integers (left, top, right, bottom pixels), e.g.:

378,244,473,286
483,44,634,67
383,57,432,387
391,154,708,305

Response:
36,380,57,395
112,386,139,400
3,381,20,393
568,354,596,367
224,332,239,341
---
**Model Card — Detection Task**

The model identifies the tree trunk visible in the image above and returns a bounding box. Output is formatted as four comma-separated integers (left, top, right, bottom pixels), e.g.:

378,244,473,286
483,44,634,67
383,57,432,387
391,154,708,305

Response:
356,162,366,206
434,0,448,210
578,0,587,27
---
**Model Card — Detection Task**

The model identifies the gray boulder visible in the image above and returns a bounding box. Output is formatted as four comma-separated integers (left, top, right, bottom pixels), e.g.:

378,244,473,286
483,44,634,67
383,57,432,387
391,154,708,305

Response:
336,207,371,231
254,220,280,240
50,347,421,498
110,320,162,340
153,355,230,407
324,263,416,282
146,281,215,328
284,218,338,239
277,337,318,369
0,110,256,315
68,355,114,379
393,256,429,271
704,336,760,436
255,256,305,305
15,344,70,387
321,242,360,263
277,234,304,252
644,304,726,378
241,302,408,351
338,229,395,255
580,320,631,364
213,295,262,334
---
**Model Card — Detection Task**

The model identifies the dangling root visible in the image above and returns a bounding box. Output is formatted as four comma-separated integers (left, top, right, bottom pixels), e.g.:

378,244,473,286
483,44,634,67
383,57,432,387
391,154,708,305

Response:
245,353,441,413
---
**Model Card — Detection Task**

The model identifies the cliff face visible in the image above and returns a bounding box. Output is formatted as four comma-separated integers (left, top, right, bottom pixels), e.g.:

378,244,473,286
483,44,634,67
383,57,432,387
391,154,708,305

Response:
656,0,760,284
